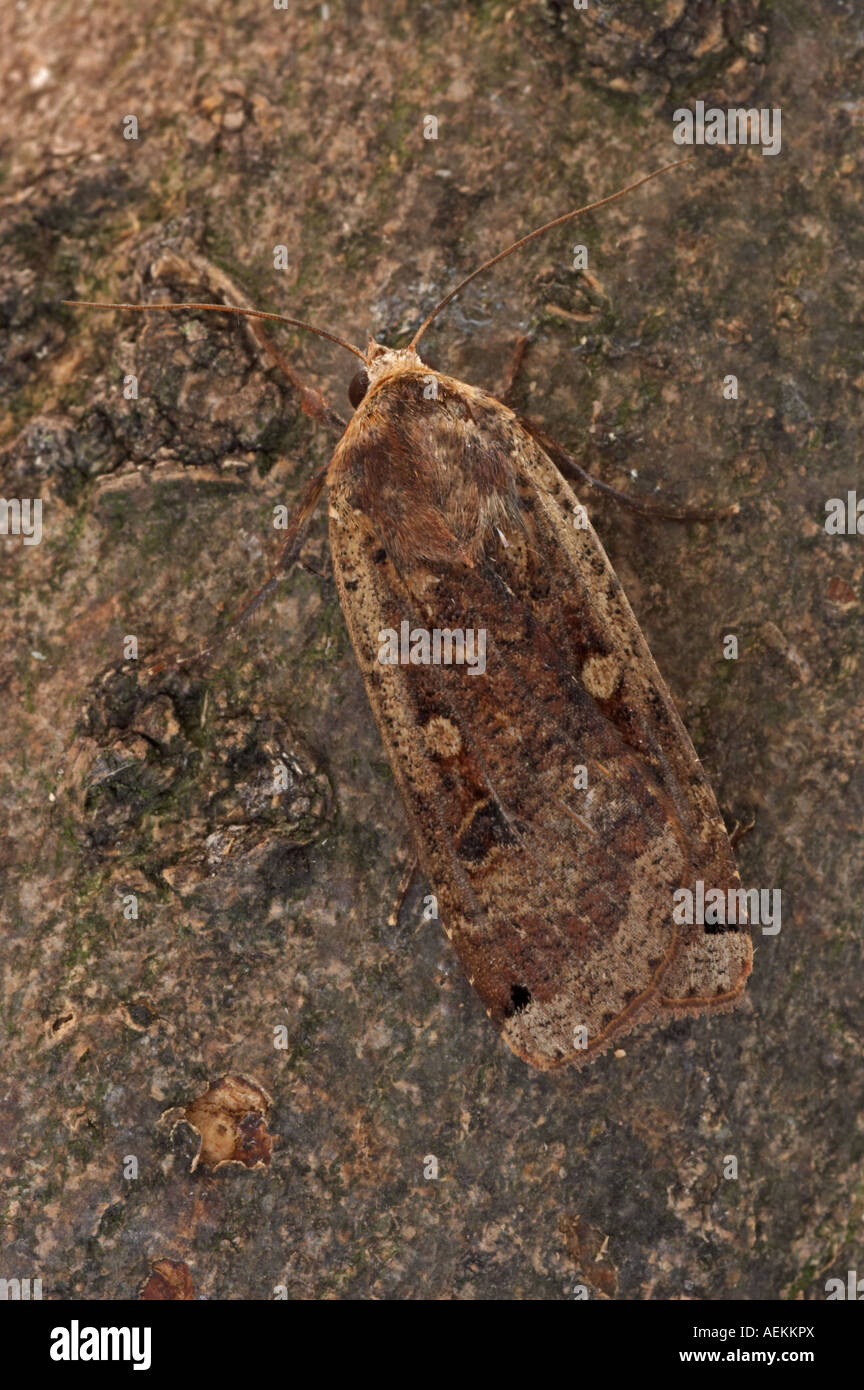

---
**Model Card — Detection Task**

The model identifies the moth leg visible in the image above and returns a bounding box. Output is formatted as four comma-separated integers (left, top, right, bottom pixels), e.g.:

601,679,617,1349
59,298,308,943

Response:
147,250,347,432
729,811,757,848
142,256,341,671
493,333,531,404
247,324,347,432
387,855,420,930
144,462,329,678
520,416,739,522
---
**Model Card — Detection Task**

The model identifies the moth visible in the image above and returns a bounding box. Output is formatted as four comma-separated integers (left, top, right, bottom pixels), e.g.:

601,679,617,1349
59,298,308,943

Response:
65,158,752,1070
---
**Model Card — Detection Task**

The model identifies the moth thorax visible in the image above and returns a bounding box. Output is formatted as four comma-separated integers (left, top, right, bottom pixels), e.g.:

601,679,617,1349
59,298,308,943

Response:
365,340,424,386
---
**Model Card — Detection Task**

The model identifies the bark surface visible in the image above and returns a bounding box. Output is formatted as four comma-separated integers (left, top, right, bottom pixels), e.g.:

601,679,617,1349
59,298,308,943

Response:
1,0,861,1299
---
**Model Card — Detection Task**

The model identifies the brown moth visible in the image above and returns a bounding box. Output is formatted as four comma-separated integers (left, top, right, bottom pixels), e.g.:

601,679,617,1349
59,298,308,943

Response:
65,158,752,1070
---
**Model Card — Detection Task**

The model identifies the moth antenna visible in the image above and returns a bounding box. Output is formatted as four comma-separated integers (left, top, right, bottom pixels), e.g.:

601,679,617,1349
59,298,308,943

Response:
409,155,697,351
61,299,366,362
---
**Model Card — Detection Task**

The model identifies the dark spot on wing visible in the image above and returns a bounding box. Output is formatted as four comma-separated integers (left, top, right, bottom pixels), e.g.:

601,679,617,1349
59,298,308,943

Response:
503,983,532,1018
457,799,518,863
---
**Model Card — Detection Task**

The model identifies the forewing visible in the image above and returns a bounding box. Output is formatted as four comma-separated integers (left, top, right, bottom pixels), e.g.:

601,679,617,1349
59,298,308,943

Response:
510,433,753,1019
325,366,750,1061
514,418,753,1017
327,380,750,1068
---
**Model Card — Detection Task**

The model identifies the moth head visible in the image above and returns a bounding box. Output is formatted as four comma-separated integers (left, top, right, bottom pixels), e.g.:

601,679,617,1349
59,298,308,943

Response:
349,338,425,407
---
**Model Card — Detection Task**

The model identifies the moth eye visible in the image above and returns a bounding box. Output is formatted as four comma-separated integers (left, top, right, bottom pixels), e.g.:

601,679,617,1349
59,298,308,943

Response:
348,369,369,408
508,984,532,1015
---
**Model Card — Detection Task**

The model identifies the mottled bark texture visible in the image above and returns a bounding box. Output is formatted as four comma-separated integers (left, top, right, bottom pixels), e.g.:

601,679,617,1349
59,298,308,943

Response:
1,0,861,1299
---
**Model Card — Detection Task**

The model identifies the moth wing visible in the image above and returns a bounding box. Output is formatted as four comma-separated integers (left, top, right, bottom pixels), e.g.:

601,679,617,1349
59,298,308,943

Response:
514,434,754,1019
328,399,749,1069
515,416,753,1016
